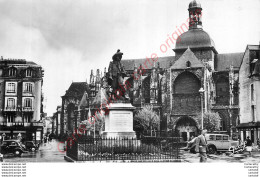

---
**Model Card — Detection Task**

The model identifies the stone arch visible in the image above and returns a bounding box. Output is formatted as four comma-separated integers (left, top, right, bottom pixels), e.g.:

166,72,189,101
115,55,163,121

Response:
174,116,199,141
216,110,229,132
173,71,201,94
142,76,151,103
67,103,76,131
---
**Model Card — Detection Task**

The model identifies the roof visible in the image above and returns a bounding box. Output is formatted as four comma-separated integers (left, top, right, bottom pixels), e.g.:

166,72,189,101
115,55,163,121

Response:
215,53,243,71
247,45,260,50
121,56,176,71
175,29,216,51
91,88,109,107
171,47,204,69
0,59,40,67
64,82,88,97
26,61,38,65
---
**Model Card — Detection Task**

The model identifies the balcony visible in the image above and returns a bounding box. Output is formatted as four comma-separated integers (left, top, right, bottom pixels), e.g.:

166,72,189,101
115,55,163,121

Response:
0,122,40,127
4,107,16,111
24,123,31,127
22,107,34,112
31,122,43,127
6,122,24,127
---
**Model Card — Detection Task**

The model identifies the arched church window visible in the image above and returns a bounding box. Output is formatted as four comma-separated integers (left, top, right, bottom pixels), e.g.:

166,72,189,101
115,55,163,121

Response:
174,72,200,94
216,77,229,105
142,76,150,103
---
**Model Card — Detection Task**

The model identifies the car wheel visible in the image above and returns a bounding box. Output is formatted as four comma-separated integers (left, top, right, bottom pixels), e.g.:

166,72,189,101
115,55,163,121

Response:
14,150,22,157
31,147,36,152
207,145,217,154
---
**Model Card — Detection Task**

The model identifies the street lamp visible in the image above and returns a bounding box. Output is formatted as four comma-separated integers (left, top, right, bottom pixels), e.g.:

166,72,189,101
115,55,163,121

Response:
199,87,205,130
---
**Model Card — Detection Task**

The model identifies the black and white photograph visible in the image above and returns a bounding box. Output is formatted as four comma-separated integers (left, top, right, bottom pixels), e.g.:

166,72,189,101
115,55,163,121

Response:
0,0,259,176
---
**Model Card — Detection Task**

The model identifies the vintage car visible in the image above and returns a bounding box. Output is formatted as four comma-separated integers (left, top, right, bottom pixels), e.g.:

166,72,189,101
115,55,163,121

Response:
205,134,239,154
23,141,39,152
0,140,27,156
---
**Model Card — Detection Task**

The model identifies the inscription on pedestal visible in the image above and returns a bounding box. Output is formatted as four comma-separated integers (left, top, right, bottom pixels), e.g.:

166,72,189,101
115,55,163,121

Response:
109,111,133,132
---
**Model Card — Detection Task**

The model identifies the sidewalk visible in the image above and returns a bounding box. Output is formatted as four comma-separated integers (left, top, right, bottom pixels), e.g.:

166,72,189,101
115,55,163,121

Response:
180,149,260,163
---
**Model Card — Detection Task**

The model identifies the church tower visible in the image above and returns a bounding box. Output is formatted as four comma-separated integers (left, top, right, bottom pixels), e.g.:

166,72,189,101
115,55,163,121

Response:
173,0,217,70
188,0,202,29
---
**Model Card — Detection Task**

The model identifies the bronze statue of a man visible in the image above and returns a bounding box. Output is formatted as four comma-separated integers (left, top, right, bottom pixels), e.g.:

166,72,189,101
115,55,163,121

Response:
106,49,129,101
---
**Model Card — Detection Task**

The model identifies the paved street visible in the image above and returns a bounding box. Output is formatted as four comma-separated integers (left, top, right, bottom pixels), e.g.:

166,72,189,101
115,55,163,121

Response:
3,140,67,162
180,149,260,163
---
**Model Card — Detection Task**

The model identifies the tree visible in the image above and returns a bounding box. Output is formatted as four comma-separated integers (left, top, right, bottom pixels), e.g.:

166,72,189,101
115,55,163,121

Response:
195,111,221,132
134,105,160,136
80,111,105,136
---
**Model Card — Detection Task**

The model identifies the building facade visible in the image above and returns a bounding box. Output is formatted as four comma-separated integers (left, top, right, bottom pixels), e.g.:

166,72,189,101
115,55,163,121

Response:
119,0,241,140
52,105,61,137
237,44,260,143
59,1,257,142
0,58,44,142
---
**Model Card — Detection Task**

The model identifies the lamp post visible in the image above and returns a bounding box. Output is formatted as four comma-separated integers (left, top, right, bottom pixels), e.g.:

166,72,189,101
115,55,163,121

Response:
199,87,205,130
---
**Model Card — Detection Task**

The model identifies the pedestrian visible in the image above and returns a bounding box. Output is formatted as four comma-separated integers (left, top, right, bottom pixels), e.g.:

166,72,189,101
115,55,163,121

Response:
256,138,260,149
49,134,52,142
195,129,208,163
245,136,252,156
44,135,47,144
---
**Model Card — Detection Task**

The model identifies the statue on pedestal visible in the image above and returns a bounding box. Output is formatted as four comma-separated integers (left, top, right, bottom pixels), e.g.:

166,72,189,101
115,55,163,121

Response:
105,49,130,101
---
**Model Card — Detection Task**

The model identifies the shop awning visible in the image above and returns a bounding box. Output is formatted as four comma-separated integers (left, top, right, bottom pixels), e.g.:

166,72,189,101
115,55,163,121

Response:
13,131,27,133
0,131,11,133
236,122,260,129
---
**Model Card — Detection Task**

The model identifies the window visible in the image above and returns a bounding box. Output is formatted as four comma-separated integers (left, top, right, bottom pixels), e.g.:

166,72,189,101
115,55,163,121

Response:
6,83,16,93
7,98,15,108
7,114,14,123
209,135,215,140
251,84,254,101
249,50,259,75
24,83,33,93
216,135,222,140
26,69,33,77
24,98,32,108
23,113,32,123
252,105,255,122
8,67,17,77
223,136,229,140
186,61,191,68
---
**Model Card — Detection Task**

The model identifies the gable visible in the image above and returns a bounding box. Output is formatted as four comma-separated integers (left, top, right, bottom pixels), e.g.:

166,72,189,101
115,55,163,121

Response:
171,47,204,69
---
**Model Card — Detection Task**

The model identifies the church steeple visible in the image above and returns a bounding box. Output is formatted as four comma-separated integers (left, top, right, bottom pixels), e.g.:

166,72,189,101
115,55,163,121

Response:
188,0,202,30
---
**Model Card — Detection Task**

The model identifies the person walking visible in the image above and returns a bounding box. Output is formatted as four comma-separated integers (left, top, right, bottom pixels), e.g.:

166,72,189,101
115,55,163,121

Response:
257,138,260,149
245,136,253,156
195,129,208,163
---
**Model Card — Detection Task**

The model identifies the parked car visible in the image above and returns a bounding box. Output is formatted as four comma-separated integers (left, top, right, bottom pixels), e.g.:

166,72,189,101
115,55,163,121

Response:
0,140,27,156
23,141,39,152
205,134,239,154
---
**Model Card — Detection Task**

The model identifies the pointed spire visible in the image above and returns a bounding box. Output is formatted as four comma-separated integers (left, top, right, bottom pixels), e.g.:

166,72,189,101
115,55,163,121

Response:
96,69,101,83
90,69,95,85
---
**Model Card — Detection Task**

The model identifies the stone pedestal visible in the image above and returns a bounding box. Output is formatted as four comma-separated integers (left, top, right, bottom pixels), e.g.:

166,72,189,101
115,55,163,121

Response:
101,102,136,139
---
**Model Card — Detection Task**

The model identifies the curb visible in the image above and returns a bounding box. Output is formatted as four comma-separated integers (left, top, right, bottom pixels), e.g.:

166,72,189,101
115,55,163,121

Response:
64,156,76,162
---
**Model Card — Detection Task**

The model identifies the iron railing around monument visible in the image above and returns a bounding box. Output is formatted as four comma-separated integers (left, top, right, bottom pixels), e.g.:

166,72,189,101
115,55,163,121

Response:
66,136,183,162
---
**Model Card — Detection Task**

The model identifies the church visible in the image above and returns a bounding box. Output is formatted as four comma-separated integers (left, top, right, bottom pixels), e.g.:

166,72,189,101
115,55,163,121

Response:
59,0,259,143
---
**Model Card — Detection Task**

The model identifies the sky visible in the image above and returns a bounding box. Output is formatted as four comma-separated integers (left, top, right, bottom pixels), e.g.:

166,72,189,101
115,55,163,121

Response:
0,0,259,116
